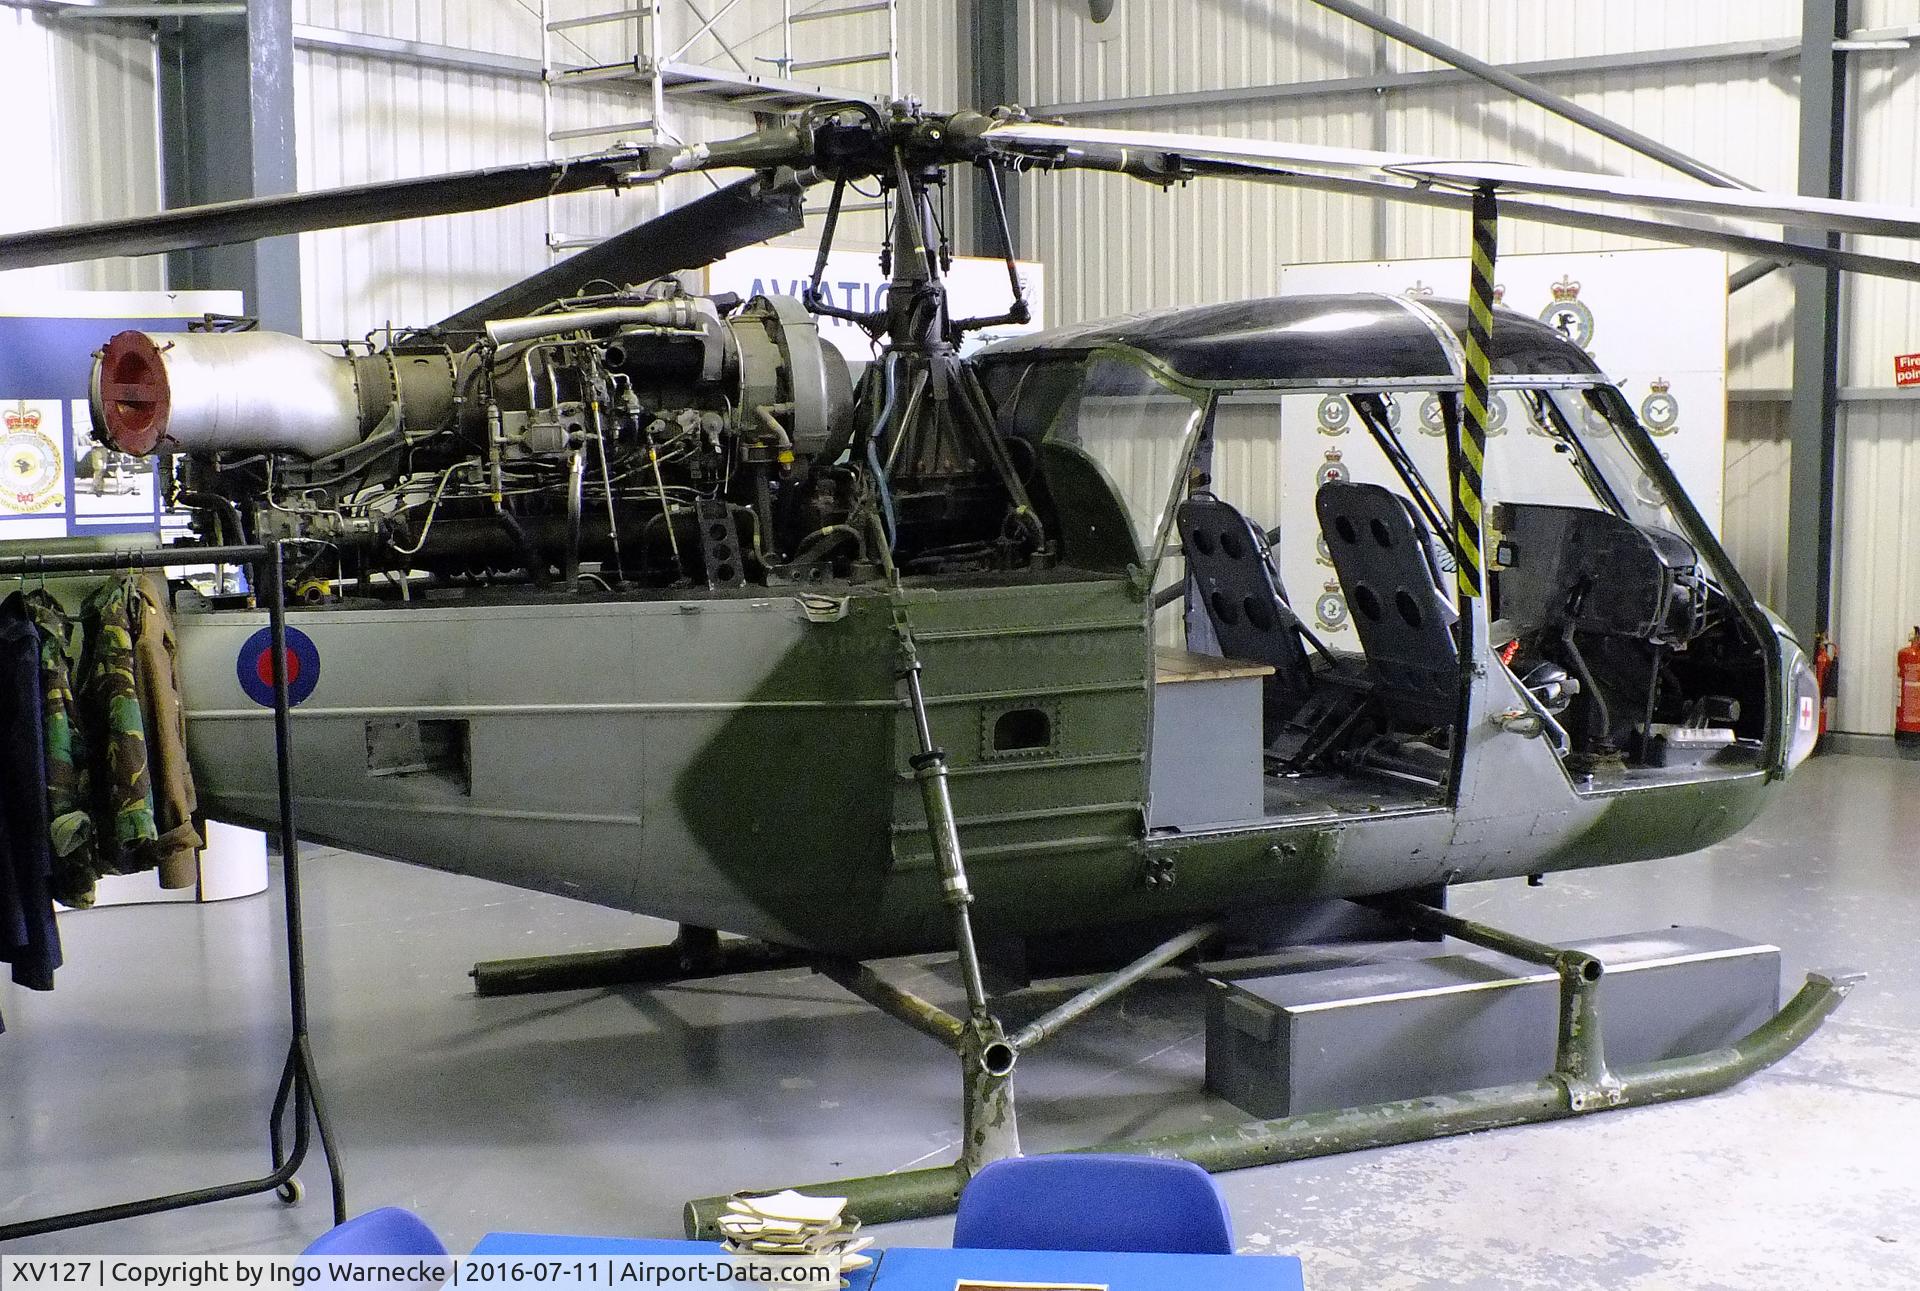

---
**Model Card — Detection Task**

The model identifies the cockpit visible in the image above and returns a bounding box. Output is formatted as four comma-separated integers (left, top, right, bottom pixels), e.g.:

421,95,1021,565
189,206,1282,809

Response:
976,293,1802,834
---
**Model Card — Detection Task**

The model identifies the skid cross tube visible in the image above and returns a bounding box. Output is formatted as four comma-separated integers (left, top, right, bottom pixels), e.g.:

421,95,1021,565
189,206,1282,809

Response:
815,958,967,1048
1367,896,1625,1107
1009,921,1221,1052
684,966,1859,1237
710,919,1225,1234
0,542,346,1240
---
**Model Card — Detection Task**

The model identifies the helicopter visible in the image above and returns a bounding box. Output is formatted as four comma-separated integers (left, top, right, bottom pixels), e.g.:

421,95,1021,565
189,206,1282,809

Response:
2,100,1909,1229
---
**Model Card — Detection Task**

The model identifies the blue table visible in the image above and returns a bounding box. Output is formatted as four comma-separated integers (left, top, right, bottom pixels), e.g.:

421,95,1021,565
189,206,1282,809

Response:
472,1233,1304,1291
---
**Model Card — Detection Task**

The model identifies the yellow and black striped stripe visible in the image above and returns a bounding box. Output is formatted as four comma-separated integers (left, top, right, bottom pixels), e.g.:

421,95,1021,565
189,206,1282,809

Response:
1453,186,1499,598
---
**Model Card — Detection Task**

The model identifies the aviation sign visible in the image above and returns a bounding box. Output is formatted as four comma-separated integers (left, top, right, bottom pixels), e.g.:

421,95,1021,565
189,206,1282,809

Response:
705,246,1045,361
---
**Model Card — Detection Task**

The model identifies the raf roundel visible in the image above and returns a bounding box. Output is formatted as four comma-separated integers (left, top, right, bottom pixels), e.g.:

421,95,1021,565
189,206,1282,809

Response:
236,626,321,707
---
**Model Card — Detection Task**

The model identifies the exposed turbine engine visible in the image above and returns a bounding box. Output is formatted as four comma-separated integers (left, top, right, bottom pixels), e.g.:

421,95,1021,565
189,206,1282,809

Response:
90,285,879,592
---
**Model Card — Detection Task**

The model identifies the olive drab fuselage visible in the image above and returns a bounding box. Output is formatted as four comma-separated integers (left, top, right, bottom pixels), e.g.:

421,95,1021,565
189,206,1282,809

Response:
171,295,1809,958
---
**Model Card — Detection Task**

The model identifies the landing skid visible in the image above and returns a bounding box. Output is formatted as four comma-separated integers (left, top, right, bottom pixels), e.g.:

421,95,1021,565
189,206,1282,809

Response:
469,925,806,996
673,899,1859,1237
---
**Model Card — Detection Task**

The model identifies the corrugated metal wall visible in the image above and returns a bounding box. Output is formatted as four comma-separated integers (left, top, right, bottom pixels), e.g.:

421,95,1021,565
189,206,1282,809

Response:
1833,397,1920,732
294,44,552,339
1722,399,1792,609
294,0,671,338
0,7,162,294
1843,5,1920,389
1831,3,1920,732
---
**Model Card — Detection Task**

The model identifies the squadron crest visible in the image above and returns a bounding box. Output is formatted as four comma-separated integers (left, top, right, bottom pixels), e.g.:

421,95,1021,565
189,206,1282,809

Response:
1539,275,1595,349
1315,578,1349,631
2,402,63,514
1640,377,1680,436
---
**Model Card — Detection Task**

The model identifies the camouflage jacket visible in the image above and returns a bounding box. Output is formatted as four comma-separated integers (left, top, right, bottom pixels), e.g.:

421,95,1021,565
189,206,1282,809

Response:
22,590,100,908
78,578,159,877
131,574,200,887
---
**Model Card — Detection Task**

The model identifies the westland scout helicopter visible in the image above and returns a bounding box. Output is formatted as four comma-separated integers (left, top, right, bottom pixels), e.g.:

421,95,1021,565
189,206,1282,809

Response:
4,101,1913,1229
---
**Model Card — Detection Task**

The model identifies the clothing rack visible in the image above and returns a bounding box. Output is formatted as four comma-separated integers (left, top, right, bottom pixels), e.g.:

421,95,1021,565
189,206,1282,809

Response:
0,541,345,1240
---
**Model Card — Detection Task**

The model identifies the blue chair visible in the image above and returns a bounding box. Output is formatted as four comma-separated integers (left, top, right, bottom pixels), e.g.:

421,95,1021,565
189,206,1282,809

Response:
952,1154,1234,1254
301,1206,447,1257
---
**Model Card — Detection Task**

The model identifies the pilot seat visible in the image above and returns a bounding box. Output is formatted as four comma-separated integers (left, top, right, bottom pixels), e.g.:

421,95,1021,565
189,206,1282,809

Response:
1174,491,1316,731
1314,480,1460,733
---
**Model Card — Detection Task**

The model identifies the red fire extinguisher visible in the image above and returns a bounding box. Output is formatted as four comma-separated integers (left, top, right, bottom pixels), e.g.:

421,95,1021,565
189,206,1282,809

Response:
1813,633,1837,747
1898,628,1920,747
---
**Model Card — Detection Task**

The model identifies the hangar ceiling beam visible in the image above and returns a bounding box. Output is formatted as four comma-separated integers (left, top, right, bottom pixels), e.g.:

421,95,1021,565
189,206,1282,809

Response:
1301,0,1780,293
1783,0,1849,645
1033,38,1799,117
49,2,245,15
156,0,301,333
1305,0,1751,189
291,25,545,81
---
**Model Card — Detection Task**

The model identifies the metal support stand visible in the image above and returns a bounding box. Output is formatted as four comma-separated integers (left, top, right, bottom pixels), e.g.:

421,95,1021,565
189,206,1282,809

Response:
469,925,807,997
0,542,345,1240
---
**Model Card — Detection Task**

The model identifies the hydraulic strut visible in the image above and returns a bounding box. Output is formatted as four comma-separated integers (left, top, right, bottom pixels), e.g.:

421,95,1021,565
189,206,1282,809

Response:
891,603,1020,1168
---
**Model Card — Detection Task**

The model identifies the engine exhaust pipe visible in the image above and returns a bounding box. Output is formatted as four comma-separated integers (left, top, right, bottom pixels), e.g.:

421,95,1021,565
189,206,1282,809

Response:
91,329,365,458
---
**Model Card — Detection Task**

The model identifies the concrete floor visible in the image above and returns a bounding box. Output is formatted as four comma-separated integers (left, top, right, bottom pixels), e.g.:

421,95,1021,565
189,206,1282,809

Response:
3,752,1917,1288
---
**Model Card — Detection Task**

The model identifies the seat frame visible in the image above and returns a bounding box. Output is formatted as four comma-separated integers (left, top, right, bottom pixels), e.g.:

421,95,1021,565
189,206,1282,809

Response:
1315,480,1461,733
1175,491,1316,729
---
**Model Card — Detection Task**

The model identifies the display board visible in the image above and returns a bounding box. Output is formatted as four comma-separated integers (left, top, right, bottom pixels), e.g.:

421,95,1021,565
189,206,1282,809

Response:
1281,248,1727,526
0,289,244,544
1271,249,1728,647
705,246,1044,360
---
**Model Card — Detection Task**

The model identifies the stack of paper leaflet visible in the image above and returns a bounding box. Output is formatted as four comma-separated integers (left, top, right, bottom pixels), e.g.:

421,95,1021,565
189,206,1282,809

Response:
718,1190,873,1287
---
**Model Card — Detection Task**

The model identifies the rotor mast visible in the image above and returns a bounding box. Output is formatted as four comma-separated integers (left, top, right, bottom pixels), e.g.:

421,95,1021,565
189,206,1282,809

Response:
793,105,1042,565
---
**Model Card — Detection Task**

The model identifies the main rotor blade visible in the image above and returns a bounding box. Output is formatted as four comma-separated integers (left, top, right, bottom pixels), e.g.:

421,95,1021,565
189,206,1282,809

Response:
983,121,1412,180
1394,160,1920,241
981,121,1920,245
432,172,808,333
0,148,658,272
1190,160,1920,285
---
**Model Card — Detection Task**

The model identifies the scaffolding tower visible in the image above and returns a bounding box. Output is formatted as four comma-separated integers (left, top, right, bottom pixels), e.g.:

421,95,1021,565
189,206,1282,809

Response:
537,0,901,250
